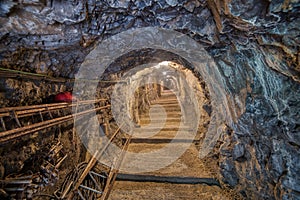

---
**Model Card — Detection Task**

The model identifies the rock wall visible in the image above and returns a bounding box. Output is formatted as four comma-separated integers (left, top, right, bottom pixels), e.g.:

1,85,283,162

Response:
216,50,300,199
0,78,74,107
0,0,299,199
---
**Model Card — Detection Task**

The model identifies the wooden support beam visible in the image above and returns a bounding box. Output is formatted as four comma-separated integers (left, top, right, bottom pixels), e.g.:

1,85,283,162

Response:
207,0,223,33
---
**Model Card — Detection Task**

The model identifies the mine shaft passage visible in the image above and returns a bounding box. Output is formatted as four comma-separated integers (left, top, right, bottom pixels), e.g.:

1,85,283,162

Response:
0,1,299,199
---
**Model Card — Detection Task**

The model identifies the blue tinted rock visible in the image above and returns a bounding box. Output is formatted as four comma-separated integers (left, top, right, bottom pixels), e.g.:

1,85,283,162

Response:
233,143,245,160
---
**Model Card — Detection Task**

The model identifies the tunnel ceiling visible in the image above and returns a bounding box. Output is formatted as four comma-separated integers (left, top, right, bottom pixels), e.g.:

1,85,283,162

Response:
0,0,300,200
0,0,299,80
103,48,194,77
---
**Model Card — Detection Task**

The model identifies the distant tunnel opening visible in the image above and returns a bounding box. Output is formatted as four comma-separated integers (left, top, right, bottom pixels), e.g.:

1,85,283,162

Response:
95,48,212,142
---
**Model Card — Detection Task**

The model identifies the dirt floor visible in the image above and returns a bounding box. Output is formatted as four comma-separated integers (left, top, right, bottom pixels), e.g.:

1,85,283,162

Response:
108,92,242,200
109,182,229,200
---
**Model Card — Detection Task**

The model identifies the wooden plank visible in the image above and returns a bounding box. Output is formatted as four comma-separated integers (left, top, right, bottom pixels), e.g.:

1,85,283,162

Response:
140,118,181,123
133,127,191,132
122,138,200,144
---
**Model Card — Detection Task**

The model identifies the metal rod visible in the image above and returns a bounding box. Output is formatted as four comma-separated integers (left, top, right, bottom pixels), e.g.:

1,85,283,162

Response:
55,154,68,169
67,125,123,200
49,141,61,152
89,171,107,179
5,175,33,180
73,101,79,143
79,185,103,194
0,117,6,131
0,105,111,143
0,179,32,184
61,181,73,199
11,111,21,127
46,107,53,119
88,172,102,191
100,131,132,200
4,187,25,192
0,68,127,83
15,105,71,118
39,111,44,122
77,190,86,200
0,99,107,113
2,105,110,138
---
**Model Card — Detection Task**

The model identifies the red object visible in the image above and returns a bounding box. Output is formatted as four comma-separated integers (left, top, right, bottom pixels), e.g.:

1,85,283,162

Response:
54,92,75,102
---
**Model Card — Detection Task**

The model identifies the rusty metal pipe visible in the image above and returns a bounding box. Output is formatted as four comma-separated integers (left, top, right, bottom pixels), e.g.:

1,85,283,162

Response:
100,133,132,200
0,105,111,143
0,99,107,113
67,125,123,200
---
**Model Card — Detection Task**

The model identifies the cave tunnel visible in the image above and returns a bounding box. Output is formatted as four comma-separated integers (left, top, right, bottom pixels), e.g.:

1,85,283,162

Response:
0,0,299,199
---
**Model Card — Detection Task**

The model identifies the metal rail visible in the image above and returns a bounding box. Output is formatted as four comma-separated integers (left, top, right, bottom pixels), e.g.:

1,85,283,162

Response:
0,100,110,143
63,126,131,200
100,133,132,200
0,99,129,199
0,68,127,83
66,125,125,200
0,99,106,114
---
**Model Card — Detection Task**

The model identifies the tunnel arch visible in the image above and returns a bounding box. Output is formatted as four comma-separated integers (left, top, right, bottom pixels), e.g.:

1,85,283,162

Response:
74,27,235,159
101,52,212,142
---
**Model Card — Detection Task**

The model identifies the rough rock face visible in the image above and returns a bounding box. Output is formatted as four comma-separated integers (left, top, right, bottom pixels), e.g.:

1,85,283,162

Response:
0,0,299,199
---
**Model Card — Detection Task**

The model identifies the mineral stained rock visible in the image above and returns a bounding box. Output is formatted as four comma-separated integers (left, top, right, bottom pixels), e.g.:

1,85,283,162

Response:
0,0,299,199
